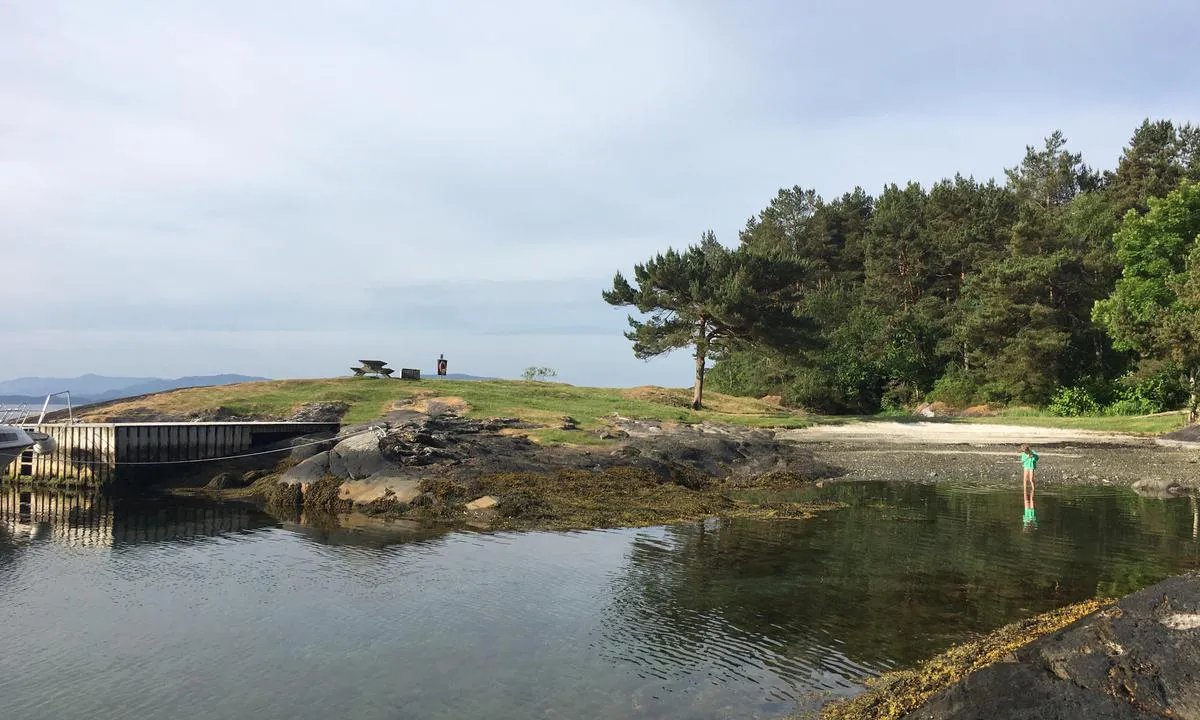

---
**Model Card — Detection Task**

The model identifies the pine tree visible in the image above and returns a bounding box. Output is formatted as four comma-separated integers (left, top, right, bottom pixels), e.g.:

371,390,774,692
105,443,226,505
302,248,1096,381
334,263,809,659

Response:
603,233,811,409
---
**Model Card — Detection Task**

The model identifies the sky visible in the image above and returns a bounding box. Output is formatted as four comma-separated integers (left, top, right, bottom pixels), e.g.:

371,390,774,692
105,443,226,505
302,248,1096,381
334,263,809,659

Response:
2,0,1199,387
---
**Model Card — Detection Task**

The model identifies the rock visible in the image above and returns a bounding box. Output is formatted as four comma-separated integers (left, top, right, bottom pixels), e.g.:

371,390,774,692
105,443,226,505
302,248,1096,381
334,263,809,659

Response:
288,432,340,462
328,432,399,480
915,403,936,417
560,416,578,430
282,453,331,485
465,495,499,510
338,478,421,505
243,469,271,483
287,402,350,423
598,429,630,440
899,571,1200,719
205,471,247,490
1132,477,1182,497
187,406,256,422
408,492,434,507
482,417,541,431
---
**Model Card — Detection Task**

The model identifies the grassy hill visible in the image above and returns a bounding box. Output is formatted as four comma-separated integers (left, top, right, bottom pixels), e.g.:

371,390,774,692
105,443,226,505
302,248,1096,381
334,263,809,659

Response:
69,377,809,430
65,377,1191,439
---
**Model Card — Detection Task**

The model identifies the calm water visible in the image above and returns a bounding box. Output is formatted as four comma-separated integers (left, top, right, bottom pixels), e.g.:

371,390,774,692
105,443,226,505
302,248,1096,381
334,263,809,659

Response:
1,482,1198,719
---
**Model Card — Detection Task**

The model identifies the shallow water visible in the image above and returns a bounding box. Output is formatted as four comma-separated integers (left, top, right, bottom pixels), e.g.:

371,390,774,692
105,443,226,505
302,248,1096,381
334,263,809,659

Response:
1,482,1198,719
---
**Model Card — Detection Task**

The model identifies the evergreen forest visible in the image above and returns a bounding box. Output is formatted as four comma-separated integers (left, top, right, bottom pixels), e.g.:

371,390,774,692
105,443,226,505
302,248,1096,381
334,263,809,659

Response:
604,120,1200,419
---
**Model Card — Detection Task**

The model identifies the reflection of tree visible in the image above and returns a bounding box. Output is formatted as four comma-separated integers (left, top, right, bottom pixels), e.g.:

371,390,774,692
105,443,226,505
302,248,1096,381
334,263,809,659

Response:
597,483,1200,700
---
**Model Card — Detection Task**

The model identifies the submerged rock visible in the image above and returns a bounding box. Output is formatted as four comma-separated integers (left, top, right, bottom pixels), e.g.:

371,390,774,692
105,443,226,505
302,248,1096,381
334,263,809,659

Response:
1131,477,1183,498
205,471,248,490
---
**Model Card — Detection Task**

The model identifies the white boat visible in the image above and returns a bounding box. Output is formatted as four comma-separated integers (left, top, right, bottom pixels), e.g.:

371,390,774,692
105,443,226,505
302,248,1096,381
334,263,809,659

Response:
0,424,36,472
0,390,66,475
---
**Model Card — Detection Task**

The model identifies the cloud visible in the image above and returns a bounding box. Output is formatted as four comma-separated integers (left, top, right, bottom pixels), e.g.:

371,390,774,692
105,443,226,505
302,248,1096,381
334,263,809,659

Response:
1,0,1199,386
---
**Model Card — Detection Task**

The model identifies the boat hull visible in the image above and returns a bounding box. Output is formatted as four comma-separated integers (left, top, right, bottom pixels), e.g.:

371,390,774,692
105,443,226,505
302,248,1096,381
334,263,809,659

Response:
1,425,35,475
1,446,29,474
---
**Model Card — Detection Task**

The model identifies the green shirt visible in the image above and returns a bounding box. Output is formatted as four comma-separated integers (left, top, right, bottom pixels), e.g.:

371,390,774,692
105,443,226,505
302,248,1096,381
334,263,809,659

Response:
1021,450,1039,470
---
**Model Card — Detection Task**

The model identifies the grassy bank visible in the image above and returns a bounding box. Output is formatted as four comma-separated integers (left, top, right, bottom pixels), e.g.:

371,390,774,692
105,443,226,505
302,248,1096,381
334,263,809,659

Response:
69,377,1191,440
957,409,1190,434
73,377,814,438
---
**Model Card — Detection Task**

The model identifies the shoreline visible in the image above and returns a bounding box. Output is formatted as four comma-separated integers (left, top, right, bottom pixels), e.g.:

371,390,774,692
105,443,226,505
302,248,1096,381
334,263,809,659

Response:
812,571,1200,719
159,415,1200,532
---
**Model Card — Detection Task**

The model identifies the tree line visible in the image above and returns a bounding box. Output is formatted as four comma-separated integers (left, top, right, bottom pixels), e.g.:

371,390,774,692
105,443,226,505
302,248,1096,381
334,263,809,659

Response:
604,120,1200,419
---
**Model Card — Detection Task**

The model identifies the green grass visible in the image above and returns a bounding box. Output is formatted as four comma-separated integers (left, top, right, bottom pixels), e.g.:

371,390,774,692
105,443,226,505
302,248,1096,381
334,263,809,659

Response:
75,377,1191,439
821,408,1189,434
77,377,815,434
953,410,1189,434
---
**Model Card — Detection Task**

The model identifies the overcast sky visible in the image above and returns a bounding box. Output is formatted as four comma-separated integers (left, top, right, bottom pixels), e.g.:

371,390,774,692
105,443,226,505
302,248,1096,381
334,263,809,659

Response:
2,0,1198,387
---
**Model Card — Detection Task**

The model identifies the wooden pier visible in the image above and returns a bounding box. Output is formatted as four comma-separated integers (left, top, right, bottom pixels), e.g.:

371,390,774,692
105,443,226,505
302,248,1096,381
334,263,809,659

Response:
2,421,340,486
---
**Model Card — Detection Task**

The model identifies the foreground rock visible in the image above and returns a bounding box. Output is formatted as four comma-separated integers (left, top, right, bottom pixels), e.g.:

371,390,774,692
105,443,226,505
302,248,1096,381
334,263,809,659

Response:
900,572,1200,719
818,572,1200,720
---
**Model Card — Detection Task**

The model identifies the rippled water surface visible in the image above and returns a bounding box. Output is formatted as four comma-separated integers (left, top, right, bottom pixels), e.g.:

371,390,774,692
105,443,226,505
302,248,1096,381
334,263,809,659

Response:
2,482,1198,719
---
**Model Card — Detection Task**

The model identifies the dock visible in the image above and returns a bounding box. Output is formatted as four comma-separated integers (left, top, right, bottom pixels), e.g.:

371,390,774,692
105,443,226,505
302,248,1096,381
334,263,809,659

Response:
2,421,341,486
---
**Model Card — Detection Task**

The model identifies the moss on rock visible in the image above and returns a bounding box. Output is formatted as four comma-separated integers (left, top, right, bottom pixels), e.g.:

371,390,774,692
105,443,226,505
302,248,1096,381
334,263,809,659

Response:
817,598,1112,720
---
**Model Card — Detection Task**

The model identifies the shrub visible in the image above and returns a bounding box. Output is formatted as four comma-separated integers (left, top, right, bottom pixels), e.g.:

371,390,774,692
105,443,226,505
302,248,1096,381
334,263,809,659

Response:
782,371,849,414
1047,386,1101,416
928,370,979,408
1104,398,1155,416
1098,370,1187,416
521,366,558,382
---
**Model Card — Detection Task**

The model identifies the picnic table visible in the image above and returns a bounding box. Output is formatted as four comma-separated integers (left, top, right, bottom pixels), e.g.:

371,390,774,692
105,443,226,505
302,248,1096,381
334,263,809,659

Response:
351,360,395,378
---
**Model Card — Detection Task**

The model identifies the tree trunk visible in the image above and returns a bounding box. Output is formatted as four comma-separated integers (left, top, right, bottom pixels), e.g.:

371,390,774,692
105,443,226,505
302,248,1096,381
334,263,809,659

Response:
692,348,706,411
1189,367,1198,424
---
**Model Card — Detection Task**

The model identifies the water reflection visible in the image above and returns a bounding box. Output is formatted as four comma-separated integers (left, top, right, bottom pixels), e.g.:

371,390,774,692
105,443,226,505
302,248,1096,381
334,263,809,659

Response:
0,482,1197,720
0,488,278,548
597,483,1200,715
1022,478,1037,531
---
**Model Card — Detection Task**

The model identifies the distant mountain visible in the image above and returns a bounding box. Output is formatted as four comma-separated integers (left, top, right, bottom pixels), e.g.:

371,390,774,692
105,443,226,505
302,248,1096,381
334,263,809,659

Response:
0,374,150,397
434,373,494,381
0,374,269,406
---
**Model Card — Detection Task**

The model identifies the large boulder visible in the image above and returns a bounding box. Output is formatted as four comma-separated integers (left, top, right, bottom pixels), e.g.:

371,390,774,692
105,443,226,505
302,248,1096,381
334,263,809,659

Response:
288,431,340,462
282,453,331,485
328,432,401,480
898,571,1200,719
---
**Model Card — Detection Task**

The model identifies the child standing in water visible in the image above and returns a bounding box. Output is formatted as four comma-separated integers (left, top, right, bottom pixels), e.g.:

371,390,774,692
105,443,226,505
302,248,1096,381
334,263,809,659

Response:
1020,444,1039,529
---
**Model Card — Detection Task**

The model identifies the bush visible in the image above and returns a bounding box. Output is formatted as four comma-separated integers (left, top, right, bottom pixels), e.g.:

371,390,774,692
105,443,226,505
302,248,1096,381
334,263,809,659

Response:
1096,371,1186,416
521,366,558,382
1047,386,1101,416
928,370,979,408
782,370,849,414
1104,398,1155,416
708,351,786,398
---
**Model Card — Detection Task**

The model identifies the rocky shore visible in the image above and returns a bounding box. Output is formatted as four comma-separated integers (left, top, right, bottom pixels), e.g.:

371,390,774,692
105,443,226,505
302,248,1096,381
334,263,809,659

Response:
187,403,844,530
818,571,1200,719
779,422,1200,495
